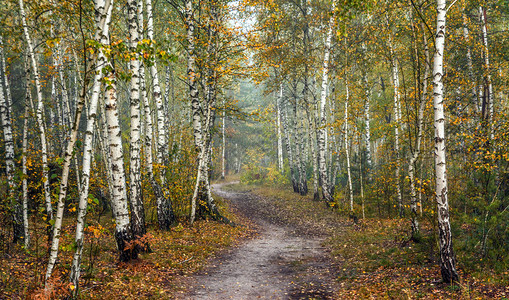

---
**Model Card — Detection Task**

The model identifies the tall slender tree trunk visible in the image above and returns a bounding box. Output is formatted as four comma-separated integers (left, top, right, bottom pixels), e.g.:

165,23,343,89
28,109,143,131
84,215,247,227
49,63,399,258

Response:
142,55,174,231
105,68,136,262
306,106,319,201
388,27,403,217
433,0,459,283
22,82,31,248
221,102,226,179
408,20,431,238
127,0,146,246
145,0,173,229
479,6,494,140
0,43,22,243
276,85,284,172
317,1,335,203
19,0,52,222
294,87,307,196
186,0,203,224
281,92,297,192
147,0,169,182
344,83,354,213
361,68,372,179
0,37,13,111
68,0,113,289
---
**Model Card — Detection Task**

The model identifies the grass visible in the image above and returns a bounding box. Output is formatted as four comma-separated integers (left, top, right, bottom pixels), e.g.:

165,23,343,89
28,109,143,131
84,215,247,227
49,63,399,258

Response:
231,181,509,299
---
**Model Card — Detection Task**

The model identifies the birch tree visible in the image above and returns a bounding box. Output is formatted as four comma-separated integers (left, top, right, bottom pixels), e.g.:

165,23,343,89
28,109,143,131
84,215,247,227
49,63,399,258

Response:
0,40,22,243
19,0,52,223
68,0,114,291
479,5,494,140
276,85,284,172
408,20,430,238
146,0,169,180
432,0,459,283
387,24,403,217
317,1,335,203
140,0,172,231
104,65,137,262
127,0,146,246
344,82,354,212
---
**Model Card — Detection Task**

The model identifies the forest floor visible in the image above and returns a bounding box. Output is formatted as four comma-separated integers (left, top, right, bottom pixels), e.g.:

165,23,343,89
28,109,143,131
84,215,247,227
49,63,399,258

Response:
185,181,509,300
177,182,338,299
2,180,509,299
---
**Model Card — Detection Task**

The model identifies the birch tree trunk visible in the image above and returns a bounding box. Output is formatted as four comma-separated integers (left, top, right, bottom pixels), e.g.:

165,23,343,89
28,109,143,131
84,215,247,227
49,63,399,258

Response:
147,0,169,181
306,106,319,201
294,90,307,196
145,0,174,229
19,0,52,222
187,0,229,224
281,91,298,193
0,37,13,111
317,2,335,203
479,6,494,140
127,0,146,247
388,27,403,217
344,83,354,213
221,102,226,179
65,0,113,288
0,46,22,243
361,69,372,179
185,0,202,224
408,21,431,238
276,86,284,172
105,68,136,262
22,81,31,248
46,45,89,286
142,55,174,231
433,0,459,283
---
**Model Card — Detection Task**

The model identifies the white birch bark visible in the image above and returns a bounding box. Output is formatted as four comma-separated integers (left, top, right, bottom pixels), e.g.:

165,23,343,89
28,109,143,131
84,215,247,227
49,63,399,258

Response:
221,102,226,179
432,0,459,282
0,39,12,112
0,44,22,243
317,1,335,203
276,86,284,172
186,0,203,224
479,6,494,140
98,102,114,199
388,28,403,217
142,55,174,230
22,56,33,249
19,0,52,221
68,0,114,290
146,0,169,182
408,21,431,237
361,69,372,177
293,91,306,196
105,69,135,262
306,106,320,201
127,0,145,242
57,49,71,135
344,83,354,212
282,95,297,192
22,96,30,248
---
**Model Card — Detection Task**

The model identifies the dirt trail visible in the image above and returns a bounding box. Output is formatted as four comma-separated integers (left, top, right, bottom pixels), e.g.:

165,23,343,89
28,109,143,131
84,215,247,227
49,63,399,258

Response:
180,183,336,299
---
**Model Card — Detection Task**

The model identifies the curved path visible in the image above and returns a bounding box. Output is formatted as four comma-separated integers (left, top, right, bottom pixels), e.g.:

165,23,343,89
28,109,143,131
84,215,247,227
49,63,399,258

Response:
180,183,336,299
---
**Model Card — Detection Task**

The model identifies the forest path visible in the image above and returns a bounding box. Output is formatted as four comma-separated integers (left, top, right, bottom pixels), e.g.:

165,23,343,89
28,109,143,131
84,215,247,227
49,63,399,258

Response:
179,182,336,299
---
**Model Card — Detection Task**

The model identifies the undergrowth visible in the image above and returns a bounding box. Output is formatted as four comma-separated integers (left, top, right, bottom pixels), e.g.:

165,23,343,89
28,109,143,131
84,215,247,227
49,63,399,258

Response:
230,182,509,299
0,194,252,299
